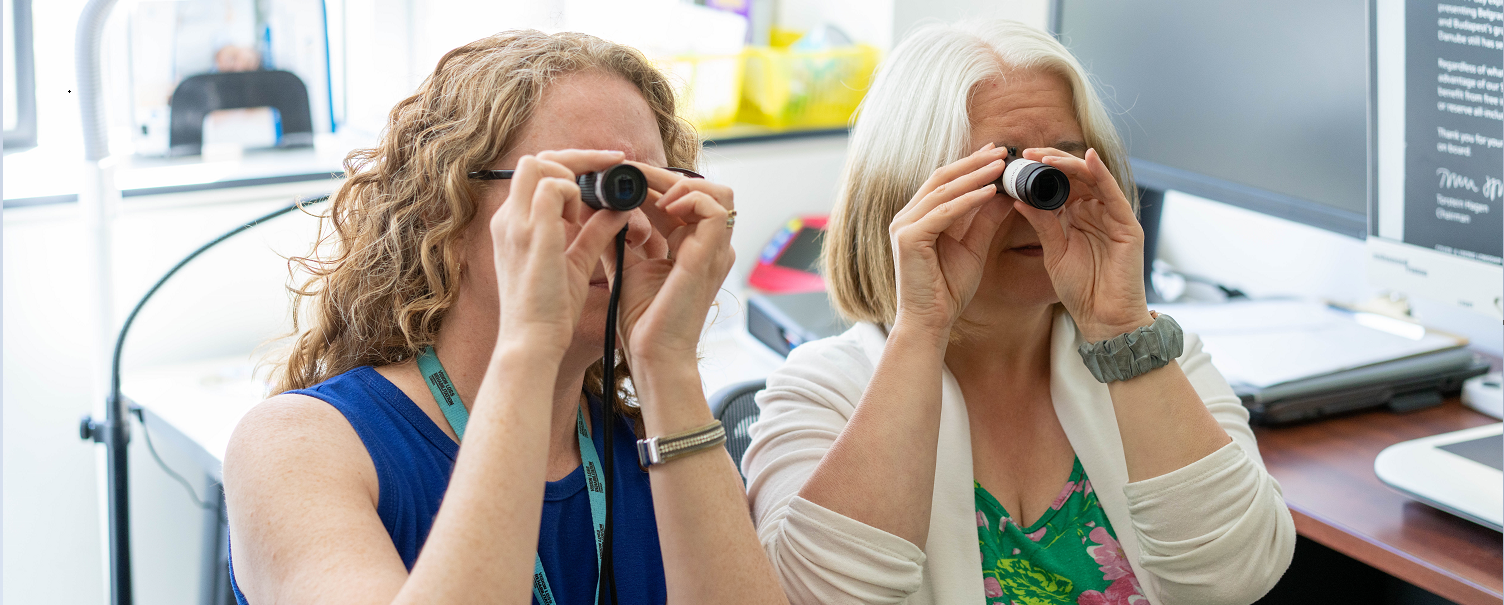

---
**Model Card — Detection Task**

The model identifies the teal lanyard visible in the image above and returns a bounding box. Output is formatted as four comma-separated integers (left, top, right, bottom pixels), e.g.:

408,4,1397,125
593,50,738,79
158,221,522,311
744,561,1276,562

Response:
417,346,607,605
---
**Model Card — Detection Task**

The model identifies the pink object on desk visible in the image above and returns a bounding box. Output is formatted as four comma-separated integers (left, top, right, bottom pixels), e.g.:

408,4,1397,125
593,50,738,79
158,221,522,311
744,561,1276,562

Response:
748,215,827,294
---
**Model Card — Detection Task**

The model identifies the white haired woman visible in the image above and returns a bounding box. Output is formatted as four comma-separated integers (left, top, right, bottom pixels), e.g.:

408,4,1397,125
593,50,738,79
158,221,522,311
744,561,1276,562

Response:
741,20,1296,605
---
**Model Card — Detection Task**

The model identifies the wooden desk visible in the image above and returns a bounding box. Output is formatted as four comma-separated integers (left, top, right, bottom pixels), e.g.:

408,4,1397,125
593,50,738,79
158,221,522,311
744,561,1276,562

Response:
1255,399,1502,605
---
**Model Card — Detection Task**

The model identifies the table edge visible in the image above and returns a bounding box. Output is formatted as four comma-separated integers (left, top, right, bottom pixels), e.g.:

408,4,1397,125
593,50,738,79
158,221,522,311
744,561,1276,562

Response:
1290,504,1502,605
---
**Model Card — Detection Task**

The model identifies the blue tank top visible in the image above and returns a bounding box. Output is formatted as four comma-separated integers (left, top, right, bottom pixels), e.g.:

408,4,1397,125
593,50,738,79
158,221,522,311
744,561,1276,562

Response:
230,366,668,604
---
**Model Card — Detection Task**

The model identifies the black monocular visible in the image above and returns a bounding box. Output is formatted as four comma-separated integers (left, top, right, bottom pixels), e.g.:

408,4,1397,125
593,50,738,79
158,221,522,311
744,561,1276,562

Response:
469,163,649,211
995,147,1070,211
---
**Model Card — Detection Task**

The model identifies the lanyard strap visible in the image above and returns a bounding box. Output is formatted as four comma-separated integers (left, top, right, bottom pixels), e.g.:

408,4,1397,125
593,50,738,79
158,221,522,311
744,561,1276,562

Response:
417,346,607,605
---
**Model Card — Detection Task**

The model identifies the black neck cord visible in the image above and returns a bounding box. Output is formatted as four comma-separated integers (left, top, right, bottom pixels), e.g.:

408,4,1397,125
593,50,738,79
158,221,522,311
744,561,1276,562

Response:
598,228,626,605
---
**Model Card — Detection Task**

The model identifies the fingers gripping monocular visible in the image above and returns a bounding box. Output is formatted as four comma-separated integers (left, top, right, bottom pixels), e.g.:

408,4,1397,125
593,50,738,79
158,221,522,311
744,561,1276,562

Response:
994,147,1070,211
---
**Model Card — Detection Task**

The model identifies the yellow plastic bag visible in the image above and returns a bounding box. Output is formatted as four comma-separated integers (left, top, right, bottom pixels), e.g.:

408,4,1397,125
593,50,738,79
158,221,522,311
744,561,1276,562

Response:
737,44,879,130
658,51,746,131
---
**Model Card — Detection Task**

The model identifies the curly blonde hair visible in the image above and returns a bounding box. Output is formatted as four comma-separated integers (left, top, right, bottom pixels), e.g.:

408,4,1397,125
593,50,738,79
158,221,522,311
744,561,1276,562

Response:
271,30,699,413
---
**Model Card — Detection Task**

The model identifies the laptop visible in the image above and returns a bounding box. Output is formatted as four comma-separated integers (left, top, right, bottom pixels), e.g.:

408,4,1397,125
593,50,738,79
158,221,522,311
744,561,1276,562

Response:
1236,348,1491,425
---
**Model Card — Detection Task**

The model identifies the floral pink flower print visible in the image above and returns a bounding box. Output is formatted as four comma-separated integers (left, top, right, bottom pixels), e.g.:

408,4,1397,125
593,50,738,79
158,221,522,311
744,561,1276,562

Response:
1077,579,1149,605
978,511,989,529
1050,481,1077,509
1085,527,1134,581
1082,479,1094,495
984,576,1004,598
1025,527,1047,542
1077,526,1147,605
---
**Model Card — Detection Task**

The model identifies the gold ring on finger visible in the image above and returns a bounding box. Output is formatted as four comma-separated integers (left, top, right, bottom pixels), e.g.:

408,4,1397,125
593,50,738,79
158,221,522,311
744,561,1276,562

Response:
726,209,737,229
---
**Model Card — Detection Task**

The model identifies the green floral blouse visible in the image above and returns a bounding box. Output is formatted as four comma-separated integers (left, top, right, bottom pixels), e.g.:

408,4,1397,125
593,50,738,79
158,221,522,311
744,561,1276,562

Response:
975,457,1147,605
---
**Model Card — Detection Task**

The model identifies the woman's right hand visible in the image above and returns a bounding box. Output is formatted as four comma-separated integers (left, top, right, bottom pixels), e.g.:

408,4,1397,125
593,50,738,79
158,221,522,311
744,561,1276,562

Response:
889,143,1013,338
489,150,631,357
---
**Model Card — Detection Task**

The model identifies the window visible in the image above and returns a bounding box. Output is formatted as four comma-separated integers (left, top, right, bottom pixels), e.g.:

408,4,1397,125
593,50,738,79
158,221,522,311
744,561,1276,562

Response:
4,0,36,151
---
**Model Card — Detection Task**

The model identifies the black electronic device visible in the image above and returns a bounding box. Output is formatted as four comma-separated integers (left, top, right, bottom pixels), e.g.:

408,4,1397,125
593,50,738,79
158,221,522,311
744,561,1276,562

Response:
1056,0,1370,238
468,164,696,212
578,164,647,211
996,146,1069,210
168,70,314,156
1238,348,1490,425
747,291,850,357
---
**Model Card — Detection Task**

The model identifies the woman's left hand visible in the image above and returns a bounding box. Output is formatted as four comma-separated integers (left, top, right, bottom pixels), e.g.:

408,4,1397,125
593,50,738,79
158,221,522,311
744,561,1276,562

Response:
606,164,736,368
1013,148,1153,343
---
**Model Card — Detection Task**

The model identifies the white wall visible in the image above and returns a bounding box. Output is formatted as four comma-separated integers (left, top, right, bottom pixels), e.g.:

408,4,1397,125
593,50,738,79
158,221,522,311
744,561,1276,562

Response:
780,0,1051,51
702,136,849,278
891,0,1051,49
1157,191,1373,304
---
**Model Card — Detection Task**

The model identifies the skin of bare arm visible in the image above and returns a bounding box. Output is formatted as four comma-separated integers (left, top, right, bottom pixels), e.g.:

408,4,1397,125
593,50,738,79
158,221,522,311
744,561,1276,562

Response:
607,163,789,604
1013,146,1231,483
225,72,788,605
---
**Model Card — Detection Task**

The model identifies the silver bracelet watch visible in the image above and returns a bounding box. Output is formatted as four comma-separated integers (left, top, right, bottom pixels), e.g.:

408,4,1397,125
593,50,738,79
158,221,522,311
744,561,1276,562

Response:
637,420,727,468
1076,312,1184,383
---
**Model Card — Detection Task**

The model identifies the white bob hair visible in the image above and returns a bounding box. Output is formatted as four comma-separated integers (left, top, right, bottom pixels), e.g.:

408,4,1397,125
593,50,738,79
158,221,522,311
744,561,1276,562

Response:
823,19,1136,326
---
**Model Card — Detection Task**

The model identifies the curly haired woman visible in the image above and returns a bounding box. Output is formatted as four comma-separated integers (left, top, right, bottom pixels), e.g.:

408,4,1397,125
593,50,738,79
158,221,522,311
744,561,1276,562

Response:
223,31,788,605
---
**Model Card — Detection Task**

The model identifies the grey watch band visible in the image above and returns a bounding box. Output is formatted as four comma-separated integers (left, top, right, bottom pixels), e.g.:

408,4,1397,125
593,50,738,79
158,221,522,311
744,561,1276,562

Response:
1076,313,1184,383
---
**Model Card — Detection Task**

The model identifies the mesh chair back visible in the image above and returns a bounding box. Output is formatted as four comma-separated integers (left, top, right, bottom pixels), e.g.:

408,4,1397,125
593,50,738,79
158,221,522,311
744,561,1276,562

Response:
708,380,766,482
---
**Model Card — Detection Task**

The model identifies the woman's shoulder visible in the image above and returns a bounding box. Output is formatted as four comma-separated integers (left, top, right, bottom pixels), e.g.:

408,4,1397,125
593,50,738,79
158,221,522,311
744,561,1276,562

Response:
760,323,886,410
776,323,883,373
228,385,370,465
225,369,385,500
222,386,386,599
224,389,379,507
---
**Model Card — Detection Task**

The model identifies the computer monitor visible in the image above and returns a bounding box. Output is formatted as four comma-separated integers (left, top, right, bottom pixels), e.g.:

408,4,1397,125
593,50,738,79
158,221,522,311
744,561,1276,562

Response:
1055,1,1371,239
1369,0,1502,319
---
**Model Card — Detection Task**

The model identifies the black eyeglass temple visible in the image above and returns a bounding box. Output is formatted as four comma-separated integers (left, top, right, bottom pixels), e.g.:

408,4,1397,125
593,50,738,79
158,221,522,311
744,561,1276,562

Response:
469,170,514,180
467,167,704,180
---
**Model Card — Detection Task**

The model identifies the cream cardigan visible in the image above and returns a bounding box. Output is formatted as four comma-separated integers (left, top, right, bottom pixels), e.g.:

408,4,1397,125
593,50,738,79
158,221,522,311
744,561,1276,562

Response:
741,309,1296,605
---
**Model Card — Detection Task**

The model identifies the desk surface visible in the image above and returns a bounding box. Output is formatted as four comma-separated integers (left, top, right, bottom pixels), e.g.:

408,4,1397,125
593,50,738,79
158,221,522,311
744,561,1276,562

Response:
1254,399,1502,605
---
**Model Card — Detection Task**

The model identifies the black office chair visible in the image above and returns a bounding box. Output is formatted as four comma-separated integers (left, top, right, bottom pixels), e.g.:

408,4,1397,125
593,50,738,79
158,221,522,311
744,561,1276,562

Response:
708,379,766,482
168,70,314,156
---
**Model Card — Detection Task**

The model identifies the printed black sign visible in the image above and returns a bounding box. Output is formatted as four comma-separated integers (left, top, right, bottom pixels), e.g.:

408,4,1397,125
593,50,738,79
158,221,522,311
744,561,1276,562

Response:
1405,0,1504,265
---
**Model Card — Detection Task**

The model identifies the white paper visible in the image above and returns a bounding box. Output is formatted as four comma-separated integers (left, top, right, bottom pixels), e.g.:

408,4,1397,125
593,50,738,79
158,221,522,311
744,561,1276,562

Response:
1151,300,1464,388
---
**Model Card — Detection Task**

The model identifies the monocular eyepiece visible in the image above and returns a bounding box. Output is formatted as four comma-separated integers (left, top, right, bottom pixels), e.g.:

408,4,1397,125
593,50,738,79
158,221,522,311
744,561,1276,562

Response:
994,150,1070,211
579,164,648,211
